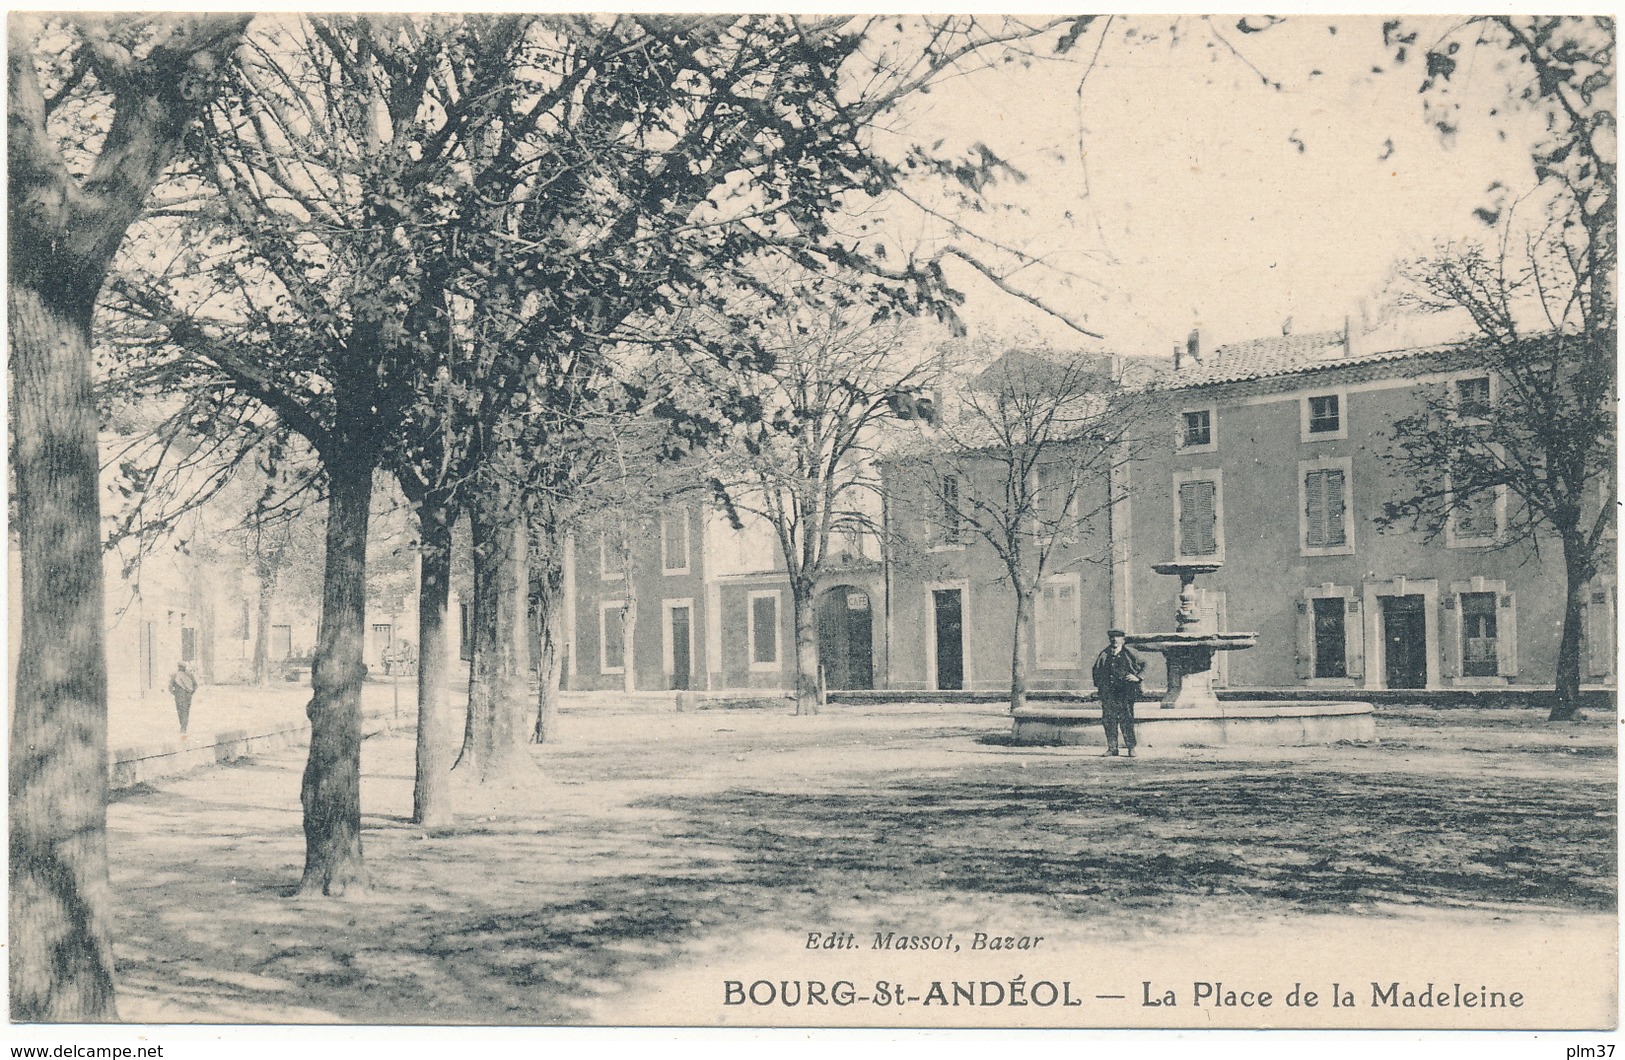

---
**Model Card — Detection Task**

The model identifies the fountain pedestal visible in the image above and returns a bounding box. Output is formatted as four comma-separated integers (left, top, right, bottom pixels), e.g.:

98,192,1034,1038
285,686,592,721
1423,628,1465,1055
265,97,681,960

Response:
1125,561,1255,710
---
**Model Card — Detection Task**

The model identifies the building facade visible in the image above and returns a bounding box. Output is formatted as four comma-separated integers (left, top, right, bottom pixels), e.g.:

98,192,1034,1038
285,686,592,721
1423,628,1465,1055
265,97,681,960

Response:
1129,330,1616,692
563,332,1616,696
563,502,889,693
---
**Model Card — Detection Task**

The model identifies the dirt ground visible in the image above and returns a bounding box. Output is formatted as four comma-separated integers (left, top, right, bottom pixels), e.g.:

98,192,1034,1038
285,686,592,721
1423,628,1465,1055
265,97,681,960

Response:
102,699,1616,1030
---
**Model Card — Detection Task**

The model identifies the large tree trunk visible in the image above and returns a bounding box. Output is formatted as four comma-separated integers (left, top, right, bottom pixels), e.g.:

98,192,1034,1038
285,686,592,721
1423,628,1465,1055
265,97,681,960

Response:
9,281,118,1021
532,554,565,744
9,16,246,1017
251,565,275,686
413,498,456,828
1009,587,1034,714
793,583,820,716
1548,541,1592,722
298,454,373,896
457,504,532,780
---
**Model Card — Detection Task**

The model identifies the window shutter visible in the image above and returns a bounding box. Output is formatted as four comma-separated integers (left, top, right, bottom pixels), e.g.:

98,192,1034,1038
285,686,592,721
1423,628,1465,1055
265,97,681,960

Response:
1295,599,1314,679
1585,588,1615,678
1497,591,1518,677
1345,598,1365,678
1304,472,1327,549
1036,584,1055,664
1439,595,1460,678
1324,470,1346,546
1180,480,1217,557
1059,582,1078,664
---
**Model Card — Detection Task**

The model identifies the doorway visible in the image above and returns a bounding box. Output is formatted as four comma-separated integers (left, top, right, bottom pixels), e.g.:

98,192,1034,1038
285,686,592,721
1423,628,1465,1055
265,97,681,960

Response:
932,588,964,691
666,603,693,691
1381,594,1427,689
817,586,874,691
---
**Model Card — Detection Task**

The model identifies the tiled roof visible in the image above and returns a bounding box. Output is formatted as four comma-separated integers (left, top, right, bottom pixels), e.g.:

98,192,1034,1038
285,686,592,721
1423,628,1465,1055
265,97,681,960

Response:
1162,329,1455,389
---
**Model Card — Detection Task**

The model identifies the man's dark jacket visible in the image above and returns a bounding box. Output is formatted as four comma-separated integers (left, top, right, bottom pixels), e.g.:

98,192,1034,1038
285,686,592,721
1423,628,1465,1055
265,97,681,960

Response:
1091,645,1145,701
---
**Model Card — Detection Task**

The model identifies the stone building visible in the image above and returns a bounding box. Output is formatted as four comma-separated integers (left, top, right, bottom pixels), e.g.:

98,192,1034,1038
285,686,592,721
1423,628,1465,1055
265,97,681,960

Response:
564,500,888,693
563,329,1616,696
1127,328,1615,692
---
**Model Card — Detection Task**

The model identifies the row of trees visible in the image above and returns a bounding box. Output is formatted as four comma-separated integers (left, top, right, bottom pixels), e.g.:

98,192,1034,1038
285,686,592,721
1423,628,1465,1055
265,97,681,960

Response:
10,12,1102,1020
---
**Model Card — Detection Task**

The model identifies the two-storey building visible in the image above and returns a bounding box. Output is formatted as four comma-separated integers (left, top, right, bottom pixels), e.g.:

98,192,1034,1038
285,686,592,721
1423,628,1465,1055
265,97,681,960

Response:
562,330,1615,696
1127,328,1616,692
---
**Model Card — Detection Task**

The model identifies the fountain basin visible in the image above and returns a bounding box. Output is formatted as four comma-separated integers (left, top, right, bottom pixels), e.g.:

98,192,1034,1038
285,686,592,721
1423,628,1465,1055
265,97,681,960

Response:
1010,700,1376,748
1125,632,1258,652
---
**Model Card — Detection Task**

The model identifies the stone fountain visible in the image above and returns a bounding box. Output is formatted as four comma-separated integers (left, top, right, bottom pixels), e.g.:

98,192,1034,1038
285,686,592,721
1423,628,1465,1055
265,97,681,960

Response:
1011,561,1375,747
1126,561,1256,710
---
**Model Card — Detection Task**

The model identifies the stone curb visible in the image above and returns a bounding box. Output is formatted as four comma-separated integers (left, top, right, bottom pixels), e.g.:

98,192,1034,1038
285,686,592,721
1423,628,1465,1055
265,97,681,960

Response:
108,707,406,791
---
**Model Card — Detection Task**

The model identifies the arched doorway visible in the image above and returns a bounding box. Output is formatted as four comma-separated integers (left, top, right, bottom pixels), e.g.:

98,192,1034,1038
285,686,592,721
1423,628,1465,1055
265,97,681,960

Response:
817,585,874,691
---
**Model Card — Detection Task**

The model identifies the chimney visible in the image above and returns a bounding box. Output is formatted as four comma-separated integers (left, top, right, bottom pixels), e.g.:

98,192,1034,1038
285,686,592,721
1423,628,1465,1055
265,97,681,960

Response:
1173,342,1182,371
1343,315,1353,358
1186,328,1202,366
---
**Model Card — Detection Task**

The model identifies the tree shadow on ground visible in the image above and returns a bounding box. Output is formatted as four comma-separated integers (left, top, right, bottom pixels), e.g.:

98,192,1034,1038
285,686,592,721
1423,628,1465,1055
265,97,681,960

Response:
639,764,1616,915
109,728,1614,1026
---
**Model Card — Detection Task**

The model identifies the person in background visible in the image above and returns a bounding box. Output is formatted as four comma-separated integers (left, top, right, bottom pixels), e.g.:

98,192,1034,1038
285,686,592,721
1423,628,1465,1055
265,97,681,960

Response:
169,661,198,735
1091,629,1145,757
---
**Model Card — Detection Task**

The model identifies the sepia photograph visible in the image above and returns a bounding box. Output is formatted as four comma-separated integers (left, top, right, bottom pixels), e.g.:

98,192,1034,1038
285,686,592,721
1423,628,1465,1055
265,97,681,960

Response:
6,8,1617,1055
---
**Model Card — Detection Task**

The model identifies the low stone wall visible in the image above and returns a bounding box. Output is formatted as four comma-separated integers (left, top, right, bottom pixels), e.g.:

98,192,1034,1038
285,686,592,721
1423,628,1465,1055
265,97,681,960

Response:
1010,701,1378,748
109,709,400,791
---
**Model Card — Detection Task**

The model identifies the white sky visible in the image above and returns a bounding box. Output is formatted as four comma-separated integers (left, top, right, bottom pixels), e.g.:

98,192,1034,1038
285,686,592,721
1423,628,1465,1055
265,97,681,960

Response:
883,14,1560,358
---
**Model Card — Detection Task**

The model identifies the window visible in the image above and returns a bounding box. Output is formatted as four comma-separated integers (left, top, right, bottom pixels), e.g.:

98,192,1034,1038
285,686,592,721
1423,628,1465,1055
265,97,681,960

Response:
599,530,626,579
1459,591,1499,677
1175,475,1221,559
1034,463,1077,523
1179,408,1215,451
1312,598,1347,678
271,624,293,661
933,474,965,547
599,601,627,674
747,590,781,670
661,511,690,574
1455,490,1499,540
1448,481,1502,546
1306,394,1341,435
180,626,197,663
1454,375,1492,416
1301,460,1353,555
1035,575,1081,668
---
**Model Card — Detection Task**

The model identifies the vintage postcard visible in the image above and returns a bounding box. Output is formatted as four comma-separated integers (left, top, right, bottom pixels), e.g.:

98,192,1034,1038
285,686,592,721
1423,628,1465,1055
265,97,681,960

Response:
6,9,1617,1056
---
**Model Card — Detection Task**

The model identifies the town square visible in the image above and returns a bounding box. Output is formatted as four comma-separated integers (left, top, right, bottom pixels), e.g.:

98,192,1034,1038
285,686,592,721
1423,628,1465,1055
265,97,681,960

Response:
7,11,1617,1057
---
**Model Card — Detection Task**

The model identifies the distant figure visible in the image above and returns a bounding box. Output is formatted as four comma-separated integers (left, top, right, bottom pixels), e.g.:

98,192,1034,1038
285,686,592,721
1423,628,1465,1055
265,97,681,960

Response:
169,661,199,735
1091,629,1145,758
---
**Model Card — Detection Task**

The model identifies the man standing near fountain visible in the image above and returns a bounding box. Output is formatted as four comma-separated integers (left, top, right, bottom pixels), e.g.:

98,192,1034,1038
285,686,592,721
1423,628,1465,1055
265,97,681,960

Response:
1092,630,1146,757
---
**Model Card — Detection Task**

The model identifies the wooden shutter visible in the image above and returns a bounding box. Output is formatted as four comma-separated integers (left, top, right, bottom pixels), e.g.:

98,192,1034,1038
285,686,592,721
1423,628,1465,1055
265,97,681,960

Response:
1305,470,1346,548
1439,594,1460,678
1294,599,1314,679
1179,480,1217,557
1057,581,1078,665
1036,583,1057,664
1497,592,1518,676
1585,588,1615,678
1324,470,1346,546
1345,598,1365,678
1305,472,1327,549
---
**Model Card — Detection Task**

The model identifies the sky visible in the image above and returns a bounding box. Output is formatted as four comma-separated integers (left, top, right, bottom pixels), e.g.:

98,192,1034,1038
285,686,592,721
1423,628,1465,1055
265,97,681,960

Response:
877,14,1560,359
